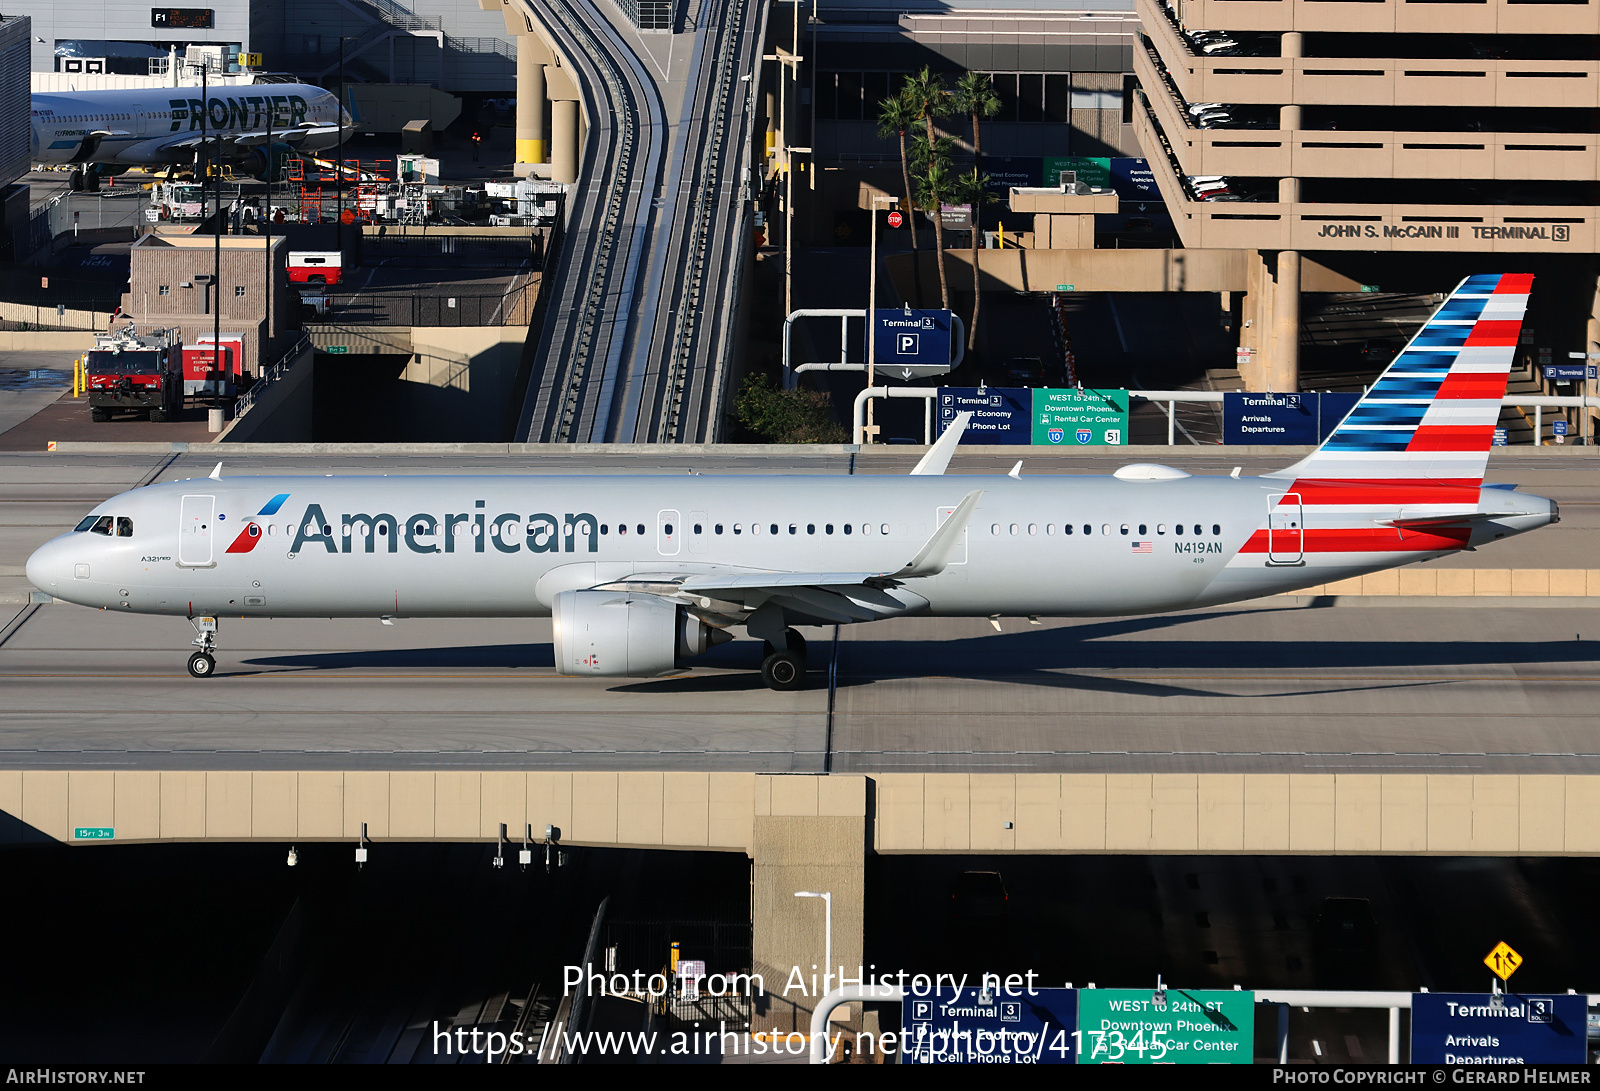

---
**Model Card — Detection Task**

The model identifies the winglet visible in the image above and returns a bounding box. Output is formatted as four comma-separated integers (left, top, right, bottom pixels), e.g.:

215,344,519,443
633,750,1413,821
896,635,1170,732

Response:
891,489,982,578
209,462,223,480
910,411,971,476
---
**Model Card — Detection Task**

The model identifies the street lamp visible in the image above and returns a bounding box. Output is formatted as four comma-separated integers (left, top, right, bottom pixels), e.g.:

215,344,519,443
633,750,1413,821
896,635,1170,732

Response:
865,194,898,444
794,890,832,996
186,57,222,403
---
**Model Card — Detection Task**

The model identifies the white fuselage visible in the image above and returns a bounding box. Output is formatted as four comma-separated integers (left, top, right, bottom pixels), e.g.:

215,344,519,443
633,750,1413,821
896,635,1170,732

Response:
31,84,344,167
24,472,1557,623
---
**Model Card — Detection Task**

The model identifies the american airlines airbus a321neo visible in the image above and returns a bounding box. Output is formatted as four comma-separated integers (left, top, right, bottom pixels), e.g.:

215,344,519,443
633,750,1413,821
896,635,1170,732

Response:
27,274,1557,690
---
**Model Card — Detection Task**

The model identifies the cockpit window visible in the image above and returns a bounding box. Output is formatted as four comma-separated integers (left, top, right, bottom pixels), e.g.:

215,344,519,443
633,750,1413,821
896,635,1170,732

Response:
116,517,133,537
74,516,99,532
85,515,113,535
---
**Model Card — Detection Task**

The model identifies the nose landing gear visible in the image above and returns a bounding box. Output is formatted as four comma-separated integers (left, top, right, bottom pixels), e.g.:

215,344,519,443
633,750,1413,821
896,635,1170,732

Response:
187,615,218,678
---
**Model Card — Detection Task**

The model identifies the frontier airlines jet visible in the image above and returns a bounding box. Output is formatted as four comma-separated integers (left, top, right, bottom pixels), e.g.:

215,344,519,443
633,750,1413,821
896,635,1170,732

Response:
27,274,1556,690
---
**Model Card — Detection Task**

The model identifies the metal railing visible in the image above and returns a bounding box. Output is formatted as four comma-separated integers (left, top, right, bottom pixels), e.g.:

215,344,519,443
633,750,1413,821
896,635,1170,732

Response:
235,334,312,419
852,388,1600,447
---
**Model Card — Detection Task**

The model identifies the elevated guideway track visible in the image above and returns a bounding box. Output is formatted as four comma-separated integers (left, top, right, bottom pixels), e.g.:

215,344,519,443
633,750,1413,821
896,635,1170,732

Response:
516,0,763,444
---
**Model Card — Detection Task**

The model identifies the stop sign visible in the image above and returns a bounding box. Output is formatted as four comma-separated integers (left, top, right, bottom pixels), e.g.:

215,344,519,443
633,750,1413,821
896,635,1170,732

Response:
886,210,903,228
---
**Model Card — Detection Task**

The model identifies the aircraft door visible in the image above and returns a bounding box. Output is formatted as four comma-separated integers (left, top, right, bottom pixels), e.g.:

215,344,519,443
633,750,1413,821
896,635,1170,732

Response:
657,509,681,556
179,494,215,566
1266,493,1304,565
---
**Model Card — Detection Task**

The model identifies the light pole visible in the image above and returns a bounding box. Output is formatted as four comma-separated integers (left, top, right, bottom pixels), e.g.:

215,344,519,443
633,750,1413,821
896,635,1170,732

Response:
188,58,222,402
865,194,898,444
794,890,832,997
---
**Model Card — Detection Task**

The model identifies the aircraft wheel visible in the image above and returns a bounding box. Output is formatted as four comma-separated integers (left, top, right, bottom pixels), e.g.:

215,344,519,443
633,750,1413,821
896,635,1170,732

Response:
187,651,216,678
761,650,805,691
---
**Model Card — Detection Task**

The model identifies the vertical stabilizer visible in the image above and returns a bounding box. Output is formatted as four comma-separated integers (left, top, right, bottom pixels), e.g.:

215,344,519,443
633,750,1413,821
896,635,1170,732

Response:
1268,272,1532,486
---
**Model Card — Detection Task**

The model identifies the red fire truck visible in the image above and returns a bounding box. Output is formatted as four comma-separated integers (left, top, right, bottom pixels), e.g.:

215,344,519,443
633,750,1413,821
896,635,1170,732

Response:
85,326,184,422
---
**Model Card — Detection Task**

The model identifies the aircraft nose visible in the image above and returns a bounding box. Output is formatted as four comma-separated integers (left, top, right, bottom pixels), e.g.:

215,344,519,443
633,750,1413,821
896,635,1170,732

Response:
25,536,73,594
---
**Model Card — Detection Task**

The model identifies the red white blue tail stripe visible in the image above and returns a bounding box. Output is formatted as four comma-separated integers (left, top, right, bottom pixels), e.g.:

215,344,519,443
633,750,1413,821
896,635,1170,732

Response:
1238,273,1532,563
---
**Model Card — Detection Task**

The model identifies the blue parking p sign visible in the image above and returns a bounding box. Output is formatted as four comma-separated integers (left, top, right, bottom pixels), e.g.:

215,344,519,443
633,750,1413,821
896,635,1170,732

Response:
874,309,952,365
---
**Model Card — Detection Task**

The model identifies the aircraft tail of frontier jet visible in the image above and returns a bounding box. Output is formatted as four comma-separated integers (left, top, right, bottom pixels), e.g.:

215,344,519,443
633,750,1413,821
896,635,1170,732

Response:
25,274,1556,689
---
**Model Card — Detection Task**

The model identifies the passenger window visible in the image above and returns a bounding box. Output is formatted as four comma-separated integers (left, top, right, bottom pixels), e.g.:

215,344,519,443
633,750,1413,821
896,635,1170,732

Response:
863,524,873,535
751,523,761,536
619,525,629,536
789,524,797,535
1157,524,1166,535
1009,524,1019,536
1101,524,1110,535
664,523,674,536
1175,524,1184,535
1138,524,1147,536
881,524,890,535
715,524,723,534
733,524,743,535
1120,524,1129,536
1063,524,1073,535
90,516,113,535
1213,524,1222,536
770,523,778,535
825,524,834,535
843,524,852,535
1194,525,1202,536
694,524,702,534
601,524,609,535
1028,524,1037,535
807,524,816,535
636,524,645,535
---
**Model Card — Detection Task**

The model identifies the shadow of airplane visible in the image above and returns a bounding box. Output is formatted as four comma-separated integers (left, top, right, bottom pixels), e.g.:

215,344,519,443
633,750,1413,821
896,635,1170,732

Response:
235,603,1600,699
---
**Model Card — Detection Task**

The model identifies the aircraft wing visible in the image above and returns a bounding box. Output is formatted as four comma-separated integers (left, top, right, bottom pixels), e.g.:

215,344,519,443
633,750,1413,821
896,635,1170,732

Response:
167,124,337,151
583,490,984,624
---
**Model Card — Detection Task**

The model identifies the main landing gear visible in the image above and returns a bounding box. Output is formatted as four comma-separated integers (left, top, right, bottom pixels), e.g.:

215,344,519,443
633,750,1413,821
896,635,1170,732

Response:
760,629,807,691
187,616,218,678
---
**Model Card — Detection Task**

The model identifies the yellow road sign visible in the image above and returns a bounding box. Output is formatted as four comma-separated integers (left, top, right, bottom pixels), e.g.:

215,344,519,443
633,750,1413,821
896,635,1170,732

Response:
1484,941,1522,981
240,53,263,68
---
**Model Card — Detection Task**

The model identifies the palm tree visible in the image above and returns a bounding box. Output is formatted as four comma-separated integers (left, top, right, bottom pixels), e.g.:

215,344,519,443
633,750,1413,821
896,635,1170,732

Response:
951,71,1002,164
952,167,998,350
901,66,953,164
908,132,956,173
875,91,920,252
913,158,957,310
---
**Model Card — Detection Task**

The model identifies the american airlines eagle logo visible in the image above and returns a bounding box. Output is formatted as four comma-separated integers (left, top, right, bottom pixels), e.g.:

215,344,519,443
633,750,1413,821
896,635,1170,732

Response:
225,493,291,554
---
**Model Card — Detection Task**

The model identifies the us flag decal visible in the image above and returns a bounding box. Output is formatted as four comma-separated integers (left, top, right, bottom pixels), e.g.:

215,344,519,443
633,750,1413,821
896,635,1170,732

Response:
1131,541,1152,553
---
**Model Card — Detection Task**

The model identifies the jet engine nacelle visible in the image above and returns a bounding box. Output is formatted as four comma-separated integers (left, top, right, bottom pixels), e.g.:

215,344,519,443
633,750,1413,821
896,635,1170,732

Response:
551,589,729,677
245,143,296,182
